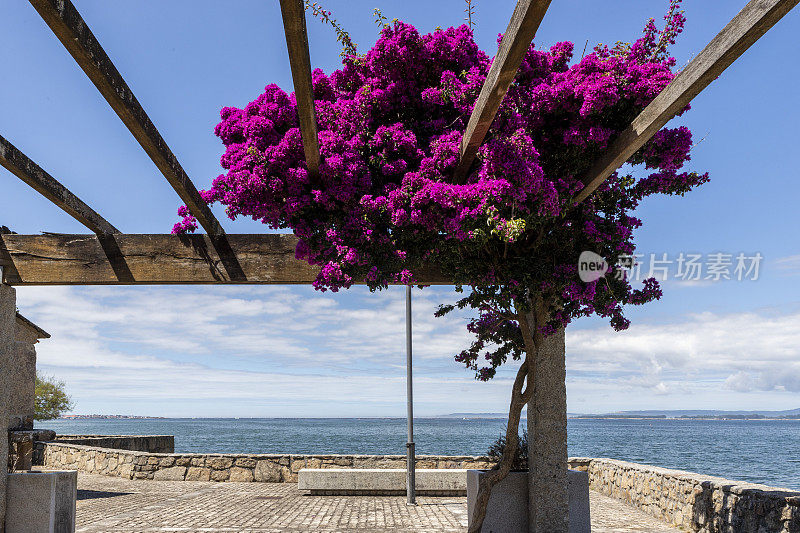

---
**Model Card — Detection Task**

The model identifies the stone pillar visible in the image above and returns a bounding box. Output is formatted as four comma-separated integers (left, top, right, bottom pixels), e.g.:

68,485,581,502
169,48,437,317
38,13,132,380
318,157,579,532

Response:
527,326,568,533
0,283,17,533
8,333,37,431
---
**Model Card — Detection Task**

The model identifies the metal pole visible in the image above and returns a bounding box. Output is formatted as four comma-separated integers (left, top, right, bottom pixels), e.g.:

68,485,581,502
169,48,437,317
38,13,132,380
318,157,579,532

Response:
405,285,416,505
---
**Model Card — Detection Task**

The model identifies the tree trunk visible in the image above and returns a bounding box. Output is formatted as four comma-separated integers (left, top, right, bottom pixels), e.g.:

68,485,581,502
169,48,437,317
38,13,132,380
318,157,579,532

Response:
527,317,568,533
468,297,568,533
468,360,532,533
0,284,17,533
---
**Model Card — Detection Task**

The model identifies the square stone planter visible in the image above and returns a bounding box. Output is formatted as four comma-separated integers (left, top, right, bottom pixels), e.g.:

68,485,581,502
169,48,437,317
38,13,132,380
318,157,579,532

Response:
6,470,77,533
467,469,590,533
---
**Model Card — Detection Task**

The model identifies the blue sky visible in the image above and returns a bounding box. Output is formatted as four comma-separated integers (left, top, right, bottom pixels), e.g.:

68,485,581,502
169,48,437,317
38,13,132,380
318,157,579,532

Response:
2,1,799,416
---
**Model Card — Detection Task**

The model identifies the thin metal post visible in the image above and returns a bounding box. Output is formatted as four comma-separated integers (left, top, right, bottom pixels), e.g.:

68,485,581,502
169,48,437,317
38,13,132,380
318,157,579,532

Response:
405,285,416,504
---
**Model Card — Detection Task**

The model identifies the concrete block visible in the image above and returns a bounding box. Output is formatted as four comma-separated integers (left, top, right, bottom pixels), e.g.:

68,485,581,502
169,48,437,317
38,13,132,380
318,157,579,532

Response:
33,429,57,442
52,435,174,453
6,470,77,533
466,469,590,533
298,468,467,495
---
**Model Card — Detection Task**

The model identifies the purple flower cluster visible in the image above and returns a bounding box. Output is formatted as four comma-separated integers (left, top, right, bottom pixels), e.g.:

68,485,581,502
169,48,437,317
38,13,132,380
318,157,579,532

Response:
175,1,708,380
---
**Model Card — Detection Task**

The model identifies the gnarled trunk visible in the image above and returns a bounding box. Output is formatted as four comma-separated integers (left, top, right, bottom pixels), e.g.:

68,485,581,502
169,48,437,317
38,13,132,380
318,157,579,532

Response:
467,356,533,533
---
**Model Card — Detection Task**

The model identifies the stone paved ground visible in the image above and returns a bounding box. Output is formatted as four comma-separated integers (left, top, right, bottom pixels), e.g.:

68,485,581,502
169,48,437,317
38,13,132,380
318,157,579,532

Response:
72,471,680,532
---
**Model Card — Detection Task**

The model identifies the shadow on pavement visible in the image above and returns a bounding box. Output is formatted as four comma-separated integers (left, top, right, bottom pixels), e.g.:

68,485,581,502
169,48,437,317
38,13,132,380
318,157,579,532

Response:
77,489,133,501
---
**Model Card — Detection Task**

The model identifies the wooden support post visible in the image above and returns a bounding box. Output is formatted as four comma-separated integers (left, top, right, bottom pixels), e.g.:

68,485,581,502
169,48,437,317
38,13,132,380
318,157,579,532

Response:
453,0,552,183
0,134,119,235
0,280,16,532
279,0,321,185
574,0,800,204
527,326,568,533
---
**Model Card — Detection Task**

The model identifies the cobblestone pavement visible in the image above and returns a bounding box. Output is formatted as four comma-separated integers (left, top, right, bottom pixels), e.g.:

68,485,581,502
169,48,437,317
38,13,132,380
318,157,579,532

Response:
587,491,681,532
73,471,679,532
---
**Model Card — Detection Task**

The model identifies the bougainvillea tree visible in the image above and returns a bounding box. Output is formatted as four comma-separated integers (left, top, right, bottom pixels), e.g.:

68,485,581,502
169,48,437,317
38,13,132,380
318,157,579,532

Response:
175,1,706,529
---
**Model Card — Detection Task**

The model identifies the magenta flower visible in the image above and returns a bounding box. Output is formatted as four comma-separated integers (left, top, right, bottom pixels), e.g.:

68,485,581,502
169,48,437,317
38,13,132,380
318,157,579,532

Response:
174,2,707,379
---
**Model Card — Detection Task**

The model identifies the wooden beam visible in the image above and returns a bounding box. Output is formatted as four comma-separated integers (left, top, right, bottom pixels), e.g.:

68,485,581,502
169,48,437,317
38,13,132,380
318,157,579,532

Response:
0,134,119,235
279,0,321,184
28,0,225,238
453,0,552,183
573,0,799,204
0,234,448,286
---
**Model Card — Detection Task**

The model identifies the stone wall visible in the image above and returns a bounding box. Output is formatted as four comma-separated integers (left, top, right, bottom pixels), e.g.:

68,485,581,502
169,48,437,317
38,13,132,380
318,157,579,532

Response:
52,435,174,454
36,441,494,483
573,457,800,533
32,440,800,532
0,284,17,532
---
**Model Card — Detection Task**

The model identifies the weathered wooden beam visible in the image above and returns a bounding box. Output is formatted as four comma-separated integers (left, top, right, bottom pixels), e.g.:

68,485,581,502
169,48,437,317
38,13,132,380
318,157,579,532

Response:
573,0,799,204
453,0,552,183
0,234,448,286
279,0,321,184
0,135,119,235
28,0,225,238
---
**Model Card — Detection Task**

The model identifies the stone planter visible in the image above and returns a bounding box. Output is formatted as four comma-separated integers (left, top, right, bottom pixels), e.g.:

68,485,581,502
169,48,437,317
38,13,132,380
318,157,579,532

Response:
6,470,77,533
466,469,590,532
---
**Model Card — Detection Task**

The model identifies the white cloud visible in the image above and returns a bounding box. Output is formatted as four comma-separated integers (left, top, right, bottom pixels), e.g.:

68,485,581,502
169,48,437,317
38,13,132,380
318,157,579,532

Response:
22,286,472,364
567,308,800,396
17,285,493,416
775,255,800,276
16,286,800,416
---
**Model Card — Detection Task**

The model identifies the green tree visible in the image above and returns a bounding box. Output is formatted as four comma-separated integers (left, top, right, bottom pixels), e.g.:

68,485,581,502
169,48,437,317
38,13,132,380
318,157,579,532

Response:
34,373,74,420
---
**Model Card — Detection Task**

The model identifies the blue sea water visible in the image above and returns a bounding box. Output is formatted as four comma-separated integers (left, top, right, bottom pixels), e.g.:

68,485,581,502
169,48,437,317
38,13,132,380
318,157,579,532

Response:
44,418,800,491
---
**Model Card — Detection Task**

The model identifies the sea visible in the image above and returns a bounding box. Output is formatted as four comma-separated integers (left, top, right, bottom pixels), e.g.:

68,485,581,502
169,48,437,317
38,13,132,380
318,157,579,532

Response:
44,418,800,491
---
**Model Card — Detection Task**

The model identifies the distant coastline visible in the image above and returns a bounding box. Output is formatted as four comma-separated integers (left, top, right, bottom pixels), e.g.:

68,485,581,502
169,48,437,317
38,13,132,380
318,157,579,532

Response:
569,415,800,420
60,414,166,420
442,408,800,421
57,410,800,421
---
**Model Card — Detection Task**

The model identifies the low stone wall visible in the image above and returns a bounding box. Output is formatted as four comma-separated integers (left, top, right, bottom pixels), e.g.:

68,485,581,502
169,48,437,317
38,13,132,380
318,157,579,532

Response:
35,441,494,482
32,439,800,532
575,457,800,533
52,435,174,454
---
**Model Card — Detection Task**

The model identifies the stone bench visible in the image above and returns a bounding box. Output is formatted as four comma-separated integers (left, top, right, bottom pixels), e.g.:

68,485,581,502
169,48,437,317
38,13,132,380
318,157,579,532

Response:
298,468,467,495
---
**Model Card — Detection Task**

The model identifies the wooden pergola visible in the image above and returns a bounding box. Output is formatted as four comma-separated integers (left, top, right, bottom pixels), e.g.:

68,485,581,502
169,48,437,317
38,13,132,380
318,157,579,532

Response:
1,0,797,530
2,0,795,286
